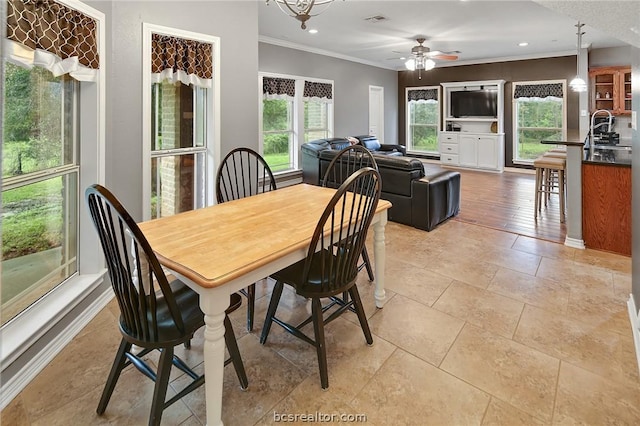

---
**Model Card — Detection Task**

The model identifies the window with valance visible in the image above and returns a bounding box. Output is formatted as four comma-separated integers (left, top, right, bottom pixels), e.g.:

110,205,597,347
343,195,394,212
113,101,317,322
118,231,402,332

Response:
5,0,100,81
512,80,566,163
143,24,218,220
151,33,213,88
406,86,440,155
2,0,105,334
260,73,334,173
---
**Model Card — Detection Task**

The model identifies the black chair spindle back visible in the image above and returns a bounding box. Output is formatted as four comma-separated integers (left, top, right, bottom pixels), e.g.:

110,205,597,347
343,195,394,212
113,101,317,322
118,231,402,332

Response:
301,167,381,297
322,144,378,189
86,184,185,344
216,147,277,203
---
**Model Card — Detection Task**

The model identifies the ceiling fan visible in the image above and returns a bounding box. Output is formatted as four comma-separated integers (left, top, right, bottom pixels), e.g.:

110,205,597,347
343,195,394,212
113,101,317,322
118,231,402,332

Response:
395,38,460,79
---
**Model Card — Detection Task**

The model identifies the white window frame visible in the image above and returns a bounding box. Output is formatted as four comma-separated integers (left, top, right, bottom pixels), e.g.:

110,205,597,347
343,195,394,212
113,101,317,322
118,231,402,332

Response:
405,86,441,156
258,72,334,173
142,23,220,220
1,0,106,407
512,79,567,165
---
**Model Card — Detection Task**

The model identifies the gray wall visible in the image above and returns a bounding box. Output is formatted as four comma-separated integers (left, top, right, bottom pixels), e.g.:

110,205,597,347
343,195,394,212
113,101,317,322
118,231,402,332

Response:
589,46,632,68
259,42,398,144
88,1,259,221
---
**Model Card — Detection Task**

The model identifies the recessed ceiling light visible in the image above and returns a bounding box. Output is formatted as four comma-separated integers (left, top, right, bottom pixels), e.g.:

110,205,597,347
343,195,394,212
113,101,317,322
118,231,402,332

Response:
518,42,529,47
308,29,318,34
400,57,406,60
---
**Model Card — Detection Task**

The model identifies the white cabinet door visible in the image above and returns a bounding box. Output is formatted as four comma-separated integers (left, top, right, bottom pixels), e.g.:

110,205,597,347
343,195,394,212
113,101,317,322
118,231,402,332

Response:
477,136,498,169
459,134,478,167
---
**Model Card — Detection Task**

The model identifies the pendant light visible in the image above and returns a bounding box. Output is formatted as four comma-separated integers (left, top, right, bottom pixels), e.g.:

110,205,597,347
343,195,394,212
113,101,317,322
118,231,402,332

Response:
265,0,337,30
569,22,587,92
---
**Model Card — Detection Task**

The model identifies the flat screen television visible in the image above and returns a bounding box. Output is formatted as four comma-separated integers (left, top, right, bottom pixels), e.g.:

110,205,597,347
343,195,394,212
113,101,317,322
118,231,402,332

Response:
450,89,498,118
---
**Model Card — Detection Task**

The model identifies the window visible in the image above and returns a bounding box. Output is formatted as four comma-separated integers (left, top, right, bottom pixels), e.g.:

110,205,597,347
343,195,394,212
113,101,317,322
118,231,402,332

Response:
150,82,207,218
304,101,329,142
2,64,79,324
2,0,104,331
303,80,332,144
512,81,566,164
143,25,219,220
260,74,333,173
263,98,294,173
406,87,440,155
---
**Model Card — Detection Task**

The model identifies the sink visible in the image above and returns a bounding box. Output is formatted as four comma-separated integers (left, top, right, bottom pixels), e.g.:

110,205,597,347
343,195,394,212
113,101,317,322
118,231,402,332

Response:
593,145,631,152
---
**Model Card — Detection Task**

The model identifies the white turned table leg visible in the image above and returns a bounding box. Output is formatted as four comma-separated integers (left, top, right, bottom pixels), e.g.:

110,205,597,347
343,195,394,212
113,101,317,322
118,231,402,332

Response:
199,291,230,426
373,211,387,308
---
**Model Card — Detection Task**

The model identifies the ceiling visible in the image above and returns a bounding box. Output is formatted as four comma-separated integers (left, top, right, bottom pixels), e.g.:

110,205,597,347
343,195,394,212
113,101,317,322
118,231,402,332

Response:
258,0,639,70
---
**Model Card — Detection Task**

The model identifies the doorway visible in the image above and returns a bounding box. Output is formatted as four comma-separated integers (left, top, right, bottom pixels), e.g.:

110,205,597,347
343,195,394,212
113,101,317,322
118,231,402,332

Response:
368,85,384,143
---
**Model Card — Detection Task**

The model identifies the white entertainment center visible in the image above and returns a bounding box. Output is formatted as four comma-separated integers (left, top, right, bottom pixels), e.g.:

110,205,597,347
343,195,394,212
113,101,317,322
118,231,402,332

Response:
438,80,505,172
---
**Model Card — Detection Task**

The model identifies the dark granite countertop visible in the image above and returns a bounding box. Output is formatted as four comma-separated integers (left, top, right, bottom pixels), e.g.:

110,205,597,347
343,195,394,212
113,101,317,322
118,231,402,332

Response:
541,131,631,166
583,145,632,167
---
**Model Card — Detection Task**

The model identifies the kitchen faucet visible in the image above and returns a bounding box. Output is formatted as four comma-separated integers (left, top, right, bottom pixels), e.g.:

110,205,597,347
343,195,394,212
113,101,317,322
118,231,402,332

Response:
589,109,614,156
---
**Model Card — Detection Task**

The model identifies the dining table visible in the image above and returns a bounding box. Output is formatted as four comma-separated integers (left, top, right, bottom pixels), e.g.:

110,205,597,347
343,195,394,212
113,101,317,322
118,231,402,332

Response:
138,183,392,425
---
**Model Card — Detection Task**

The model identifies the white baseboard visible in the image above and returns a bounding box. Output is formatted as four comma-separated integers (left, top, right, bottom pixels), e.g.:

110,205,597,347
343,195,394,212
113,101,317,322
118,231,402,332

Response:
628,295,640,376
564,236,586,249
0,286,113,410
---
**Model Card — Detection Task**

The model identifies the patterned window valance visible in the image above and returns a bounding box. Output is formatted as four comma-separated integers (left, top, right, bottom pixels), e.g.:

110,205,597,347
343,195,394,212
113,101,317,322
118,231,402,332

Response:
151,34,213,88
263,76,296,100
514,83,563,99
408,88,438,102
303,81,333,103
5,0,99,81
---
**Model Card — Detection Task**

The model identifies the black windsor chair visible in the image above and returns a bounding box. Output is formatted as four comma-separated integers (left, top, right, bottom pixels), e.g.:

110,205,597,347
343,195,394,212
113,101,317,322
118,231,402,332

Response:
86,184,247,426
260,167,382,389
215,147,277,332
322,144,377,282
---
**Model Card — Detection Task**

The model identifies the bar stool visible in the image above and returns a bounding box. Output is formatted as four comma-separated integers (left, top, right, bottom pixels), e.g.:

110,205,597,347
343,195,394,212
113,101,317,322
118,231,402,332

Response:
533,155,566,222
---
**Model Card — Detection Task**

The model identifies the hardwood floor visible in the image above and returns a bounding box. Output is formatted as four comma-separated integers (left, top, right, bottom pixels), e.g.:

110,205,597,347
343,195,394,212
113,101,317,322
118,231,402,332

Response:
451,168,567,244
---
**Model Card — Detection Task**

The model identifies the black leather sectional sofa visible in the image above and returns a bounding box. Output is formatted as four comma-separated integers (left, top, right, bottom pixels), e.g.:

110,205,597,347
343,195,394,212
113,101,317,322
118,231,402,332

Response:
301,136,461,231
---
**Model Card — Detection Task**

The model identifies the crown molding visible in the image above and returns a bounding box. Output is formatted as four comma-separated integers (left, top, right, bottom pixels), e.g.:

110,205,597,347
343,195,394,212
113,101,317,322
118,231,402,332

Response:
259,36,398,71
259,36,577,72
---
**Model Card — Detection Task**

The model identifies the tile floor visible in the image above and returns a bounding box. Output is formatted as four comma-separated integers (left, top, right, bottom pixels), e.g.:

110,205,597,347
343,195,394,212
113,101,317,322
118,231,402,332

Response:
3,220,639,425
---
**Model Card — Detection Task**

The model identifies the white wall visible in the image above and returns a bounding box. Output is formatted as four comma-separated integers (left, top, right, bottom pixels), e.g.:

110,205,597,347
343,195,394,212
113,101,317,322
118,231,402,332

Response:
259,42,398,144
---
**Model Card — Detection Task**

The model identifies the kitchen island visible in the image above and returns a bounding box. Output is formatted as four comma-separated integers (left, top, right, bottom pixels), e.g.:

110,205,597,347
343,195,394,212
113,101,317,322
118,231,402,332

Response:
582,146,631,256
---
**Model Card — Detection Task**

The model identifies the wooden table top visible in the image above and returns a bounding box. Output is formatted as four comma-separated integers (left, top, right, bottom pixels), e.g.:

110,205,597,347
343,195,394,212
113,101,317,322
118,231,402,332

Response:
139,184,391,289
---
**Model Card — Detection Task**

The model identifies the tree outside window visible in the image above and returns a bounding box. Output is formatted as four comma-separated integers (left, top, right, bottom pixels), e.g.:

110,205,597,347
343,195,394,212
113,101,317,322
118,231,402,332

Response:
408,100,439,153
262,99,293,172
2,62,79,324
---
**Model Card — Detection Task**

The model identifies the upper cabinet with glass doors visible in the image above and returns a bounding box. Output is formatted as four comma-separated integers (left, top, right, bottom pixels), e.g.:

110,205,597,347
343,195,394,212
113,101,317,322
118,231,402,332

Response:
589,66,632,115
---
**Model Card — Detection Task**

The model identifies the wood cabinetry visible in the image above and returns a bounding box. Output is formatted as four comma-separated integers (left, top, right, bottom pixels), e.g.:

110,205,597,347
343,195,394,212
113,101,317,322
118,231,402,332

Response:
589,66,632,115
582,163,631,256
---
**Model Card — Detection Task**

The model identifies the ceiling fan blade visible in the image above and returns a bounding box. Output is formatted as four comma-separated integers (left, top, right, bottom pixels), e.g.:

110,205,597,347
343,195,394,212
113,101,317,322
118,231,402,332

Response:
432,54,458,61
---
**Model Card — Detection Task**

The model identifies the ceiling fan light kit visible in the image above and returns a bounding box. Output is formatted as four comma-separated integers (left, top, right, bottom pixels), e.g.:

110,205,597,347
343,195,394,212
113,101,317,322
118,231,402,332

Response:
265,0,337,30
404,37,458,79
